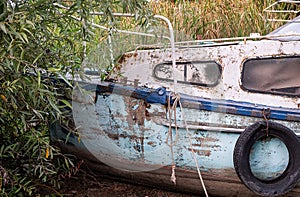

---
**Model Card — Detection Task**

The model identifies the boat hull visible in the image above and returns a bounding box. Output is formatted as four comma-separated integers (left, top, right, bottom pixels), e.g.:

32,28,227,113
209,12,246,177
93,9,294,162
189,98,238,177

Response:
51,81,300,196
52,138,300,197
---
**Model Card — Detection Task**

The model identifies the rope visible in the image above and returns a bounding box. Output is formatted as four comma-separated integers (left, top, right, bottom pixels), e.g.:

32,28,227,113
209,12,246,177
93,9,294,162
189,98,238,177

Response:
166,93,179,147
166,93,179,185
178,97,209,197
166,92,209,197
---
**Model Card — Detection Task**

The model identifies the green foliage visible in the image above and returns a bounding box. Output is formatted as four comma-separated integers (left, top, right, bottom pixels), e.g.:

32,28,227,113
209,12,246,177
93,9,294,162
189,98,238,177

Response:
0,0,152,196
151,0,294,39
0,1,77,195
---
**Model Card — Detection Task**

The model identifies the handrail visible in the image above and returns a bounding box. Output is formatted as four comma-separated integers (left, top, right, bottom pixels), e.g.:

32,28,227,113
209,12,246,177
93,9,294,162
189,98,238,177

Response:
175,33,300,45
53,3,178,92
263,0,300,22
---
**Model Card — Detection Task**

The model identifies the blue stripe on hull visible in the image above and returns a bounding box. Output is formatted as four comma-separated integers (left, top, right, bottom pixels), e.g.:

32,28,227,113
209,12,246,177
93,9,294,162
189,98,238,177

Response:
94,83,300,122
178,93,300,121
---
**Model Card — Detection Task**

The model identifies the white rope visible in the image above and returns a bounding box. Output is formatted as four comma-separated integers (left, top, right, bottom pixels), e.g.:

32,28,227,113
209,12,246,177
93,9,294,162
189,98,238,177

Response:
170,164,176,184
166,92,209,197
177,93,209,197
166,93,179,185
166,93,179,147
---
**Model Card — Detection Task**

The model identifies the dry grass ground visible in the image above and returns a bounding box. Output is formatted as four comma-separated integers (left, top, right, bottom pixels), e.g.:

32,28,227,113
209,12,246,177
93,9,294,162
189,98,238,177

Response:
58,170,197,197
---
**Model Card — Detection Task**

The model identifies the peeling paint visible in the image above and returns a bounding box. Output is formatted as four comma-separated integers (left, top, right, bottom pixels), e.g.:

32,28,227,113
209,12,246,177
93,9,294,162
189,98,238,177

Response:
51,17,300,196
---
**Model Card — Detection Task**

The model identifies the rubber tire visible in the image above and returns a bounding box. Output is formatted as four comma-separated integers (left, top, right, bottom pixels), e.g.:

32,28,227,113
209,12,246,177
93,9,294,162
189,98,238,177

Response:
233,121,300,196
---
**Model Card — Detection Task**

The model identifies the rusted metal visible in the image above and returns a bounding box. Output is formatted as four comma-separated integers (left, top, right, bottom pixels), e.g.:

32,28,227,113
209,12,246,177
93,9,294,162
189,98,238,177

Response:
262,108,271,136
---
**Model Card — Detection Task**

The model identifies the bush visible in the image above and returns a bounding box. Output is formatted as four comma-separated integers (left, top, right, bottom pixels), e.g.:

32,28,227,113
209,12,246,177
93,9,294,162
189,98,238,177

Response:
0,0,151,195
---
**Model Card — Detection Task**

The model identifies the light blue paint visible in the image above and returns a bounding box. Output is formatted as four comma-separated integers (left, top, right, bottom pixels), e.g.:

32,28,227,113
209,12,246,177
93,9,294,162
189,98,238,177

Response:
249,137,289,181
66,83,299,178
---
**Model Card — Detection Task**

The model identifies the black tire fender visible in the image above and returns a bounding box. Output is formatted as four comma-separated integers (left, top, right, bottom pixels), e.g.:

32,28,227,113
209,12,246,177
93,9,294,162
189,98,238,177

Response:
233,121,300,196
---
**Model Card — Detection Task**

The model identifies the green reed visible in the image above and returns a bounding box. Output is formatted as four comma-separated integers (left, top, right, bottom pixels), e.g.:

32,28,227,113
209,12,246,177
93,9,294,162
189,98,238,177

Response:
150,0,297,39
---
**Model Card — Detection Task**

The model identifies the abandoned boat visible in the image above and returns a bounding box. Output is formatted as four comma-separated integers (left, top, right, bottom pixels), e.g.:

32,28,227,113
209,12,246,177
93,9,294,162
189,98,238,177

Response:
51,4,300,197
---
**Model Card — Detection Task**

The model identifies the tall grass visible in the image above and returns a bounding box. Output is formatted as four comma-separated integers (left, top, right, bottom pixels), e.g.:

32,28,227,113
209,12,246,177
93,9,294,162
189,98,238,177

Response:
150,0,297,39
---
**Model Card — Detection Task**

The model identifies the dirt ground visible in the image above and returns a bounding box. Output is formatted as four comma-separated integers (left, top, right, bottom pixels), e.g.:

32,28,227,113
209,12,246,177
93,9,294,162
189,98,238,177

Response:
58,169,198,197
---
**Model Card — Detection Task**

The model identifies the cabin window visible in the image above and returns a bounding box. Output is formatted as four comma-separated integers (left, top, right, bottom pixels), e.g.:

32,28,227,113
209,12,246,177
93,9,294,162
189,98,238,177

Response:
242,56,300,96
153,61,221,86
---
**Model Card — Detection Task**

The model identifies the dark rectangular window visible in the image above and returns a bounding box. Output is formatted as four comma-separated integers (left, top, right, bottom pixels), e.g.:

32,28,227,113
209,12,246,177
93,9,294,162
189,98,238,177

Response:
242,56,300,96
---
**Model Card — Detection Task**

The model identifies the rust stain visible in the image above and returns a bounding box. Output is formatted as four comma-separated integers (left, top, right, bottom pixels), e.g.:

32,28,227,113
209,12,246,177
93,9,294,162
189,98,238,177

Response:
194,136,219,143
191,143,212,148
188,148,211,157
118,52,138,64
124,97,151,127
107,133,142,141
150,54,160,58
105,53,139,80
147,111,165,118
